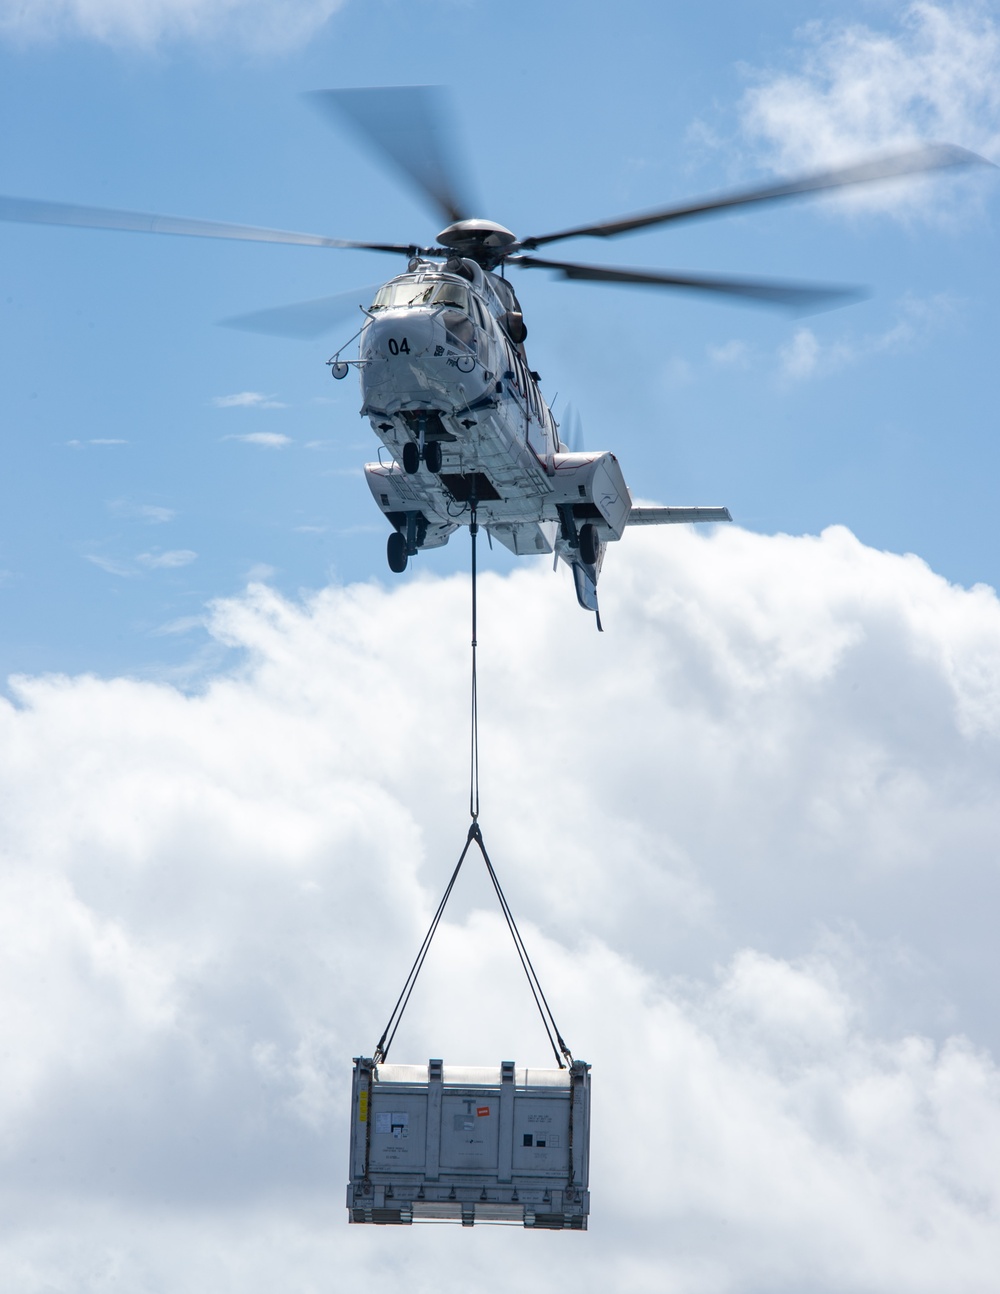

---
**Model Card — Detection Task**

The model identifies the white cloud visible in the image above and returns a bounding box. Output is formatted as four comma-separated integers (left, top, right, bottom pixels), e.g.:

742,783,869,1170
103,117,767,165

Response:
212,391,286,409
3,527,1000,1288
108,500,176,524
244,562,276,580
742,2,1000,215
707,338,753,368
152,614,205,636
86,548,196,574
226,432,293,448
136,548,197,569
779,324,835,379
0,0,345,50
85,551,133,576
777,293,955,380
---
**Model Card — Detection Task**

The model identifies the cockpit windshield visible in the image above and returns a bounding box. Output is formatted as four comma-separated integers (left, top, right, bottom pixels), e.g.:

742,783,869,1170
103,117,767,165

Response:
371,279,470,312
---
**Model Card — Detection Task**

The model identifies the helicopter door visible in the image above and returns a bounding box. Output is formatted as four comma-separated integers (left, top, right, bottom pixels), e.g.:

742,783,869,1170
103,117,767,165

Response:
471,295,493,364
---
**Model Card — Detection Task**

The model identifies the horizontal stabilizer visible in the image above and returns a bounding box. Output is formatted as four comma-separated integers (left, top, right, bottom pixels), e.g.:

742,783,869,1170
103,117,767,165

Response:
628,505,732,526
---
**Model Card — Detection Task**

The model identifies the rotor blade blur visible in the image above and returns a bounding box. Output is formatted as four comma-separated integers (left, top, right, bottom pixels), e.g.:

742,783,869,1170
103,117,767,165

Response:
219,285,381,339
512,256,864,312
308,87,476,225
518,144,993,250
0,194,415,253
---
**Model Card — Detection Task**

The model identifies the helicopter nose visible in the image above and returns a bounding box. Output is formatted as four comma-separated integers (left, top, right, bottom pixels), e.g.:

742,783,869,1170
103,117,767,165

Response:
365,308,437,360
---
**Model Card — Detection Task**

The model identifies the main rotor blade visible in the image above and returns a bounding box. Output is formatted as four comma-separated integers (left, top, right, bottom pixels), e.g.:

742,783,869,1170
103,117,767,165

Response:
308,86,476,225
518,144,993,250
512,255,864,312
0,194,414,253
220,284,381,339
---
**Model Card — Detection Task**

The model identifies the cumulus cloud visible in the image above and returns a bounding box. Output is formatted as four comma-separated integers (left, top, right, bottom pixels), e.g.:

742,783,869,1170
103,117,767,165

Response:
3,527,1000,1289
0,0,345,50
742,2,1000,214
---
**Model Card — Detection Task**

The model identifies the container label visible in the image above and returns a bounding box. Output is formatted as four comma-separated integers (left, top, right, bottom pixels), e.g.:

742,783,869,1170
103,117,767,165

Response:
476,1106,490,1117
376,1111,409,1138
358,1090,368,1123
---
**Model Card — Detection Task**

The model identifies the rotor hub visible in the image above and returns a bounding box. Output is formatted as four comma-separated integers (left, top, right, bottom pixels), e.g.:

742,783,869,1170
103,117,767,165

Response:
436,219,517,266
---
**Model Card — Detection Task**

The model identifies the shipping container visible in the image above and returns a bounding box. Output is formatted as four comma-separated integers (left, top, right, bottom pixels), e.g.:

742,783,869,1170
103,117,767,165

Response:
347,1056,591,1228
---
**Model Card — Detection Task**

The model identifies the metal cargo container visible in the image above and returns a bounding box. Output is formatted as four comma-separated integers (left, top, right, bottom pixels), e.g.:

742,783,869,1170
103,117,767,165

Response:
347,1056,591,1228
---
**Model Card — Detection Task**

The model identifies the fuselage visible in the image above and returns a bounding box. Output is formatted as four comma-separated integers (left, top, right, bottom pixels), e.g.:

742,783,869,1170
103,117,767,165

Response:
348,257,630,585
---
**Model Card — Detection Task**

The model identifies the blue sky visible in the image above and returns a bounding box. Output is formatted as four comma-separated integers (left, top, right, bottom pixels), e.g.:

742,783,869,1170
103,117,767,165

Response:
1,0,997,679
2,4,1000,1292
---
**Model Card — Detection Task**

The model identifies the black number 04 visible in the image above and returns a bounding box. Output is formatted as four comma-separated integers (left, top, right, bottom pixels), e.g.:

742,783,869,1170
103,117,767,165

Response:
387,337,410,356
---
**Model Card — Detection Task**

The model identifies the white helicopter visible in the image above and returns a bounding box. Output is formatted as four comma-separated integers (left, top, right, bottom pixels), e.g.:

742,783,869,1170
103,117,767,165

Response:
0,88,988,628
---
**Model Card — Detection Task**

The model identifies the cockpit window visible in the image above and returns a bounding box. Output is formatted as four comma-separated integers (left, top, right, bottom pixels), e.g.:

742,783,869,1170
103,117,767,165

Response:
433,282,468,309
372,281,436,310
371,279,470,312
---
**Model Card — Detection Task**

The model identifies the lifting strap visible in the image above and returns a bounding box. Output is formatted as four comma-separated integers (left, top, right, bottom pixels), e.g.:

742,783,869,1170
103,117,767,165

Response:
469,502,480,821
372,506,573,1070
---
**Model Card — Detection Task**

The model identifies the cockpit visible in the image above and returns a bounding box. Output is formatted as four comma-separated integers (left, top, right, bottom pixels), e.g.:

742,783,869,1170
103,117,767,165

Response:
371,278,469,312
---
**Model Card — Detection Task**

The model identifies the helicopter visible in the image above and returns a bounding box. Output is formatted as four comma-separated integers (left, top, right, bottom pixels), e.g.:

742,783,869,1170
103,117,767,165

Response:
0,88,990,628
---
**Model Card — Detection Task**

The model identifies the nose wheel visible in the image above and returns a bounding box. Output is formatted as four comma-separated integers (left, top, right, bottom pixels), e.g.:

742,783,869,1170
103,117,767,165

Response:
402,440,442,474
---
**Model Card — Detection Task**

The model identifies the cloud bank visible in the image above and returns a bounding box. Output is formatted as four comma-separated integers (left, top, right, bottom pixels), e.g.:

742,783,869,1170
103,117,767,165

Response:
742,2,1000,214
2,524,1000,1291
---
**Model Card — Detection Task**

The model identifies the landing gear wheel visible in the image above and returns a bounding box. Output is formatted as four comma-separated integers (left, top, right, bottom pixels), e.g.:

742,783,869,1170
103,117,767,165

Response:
579,522,600,565
402,441,420,475
424,441,443,473
387,531,408,573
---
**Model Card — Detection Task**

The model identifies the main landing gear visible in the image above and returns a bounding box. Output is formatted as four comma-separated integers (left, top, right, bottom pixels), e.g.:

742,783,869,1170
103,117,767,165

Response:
386,511,428,574
558,505,602,566
578,522,600,566
402,440,442,474
387,531,408,573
